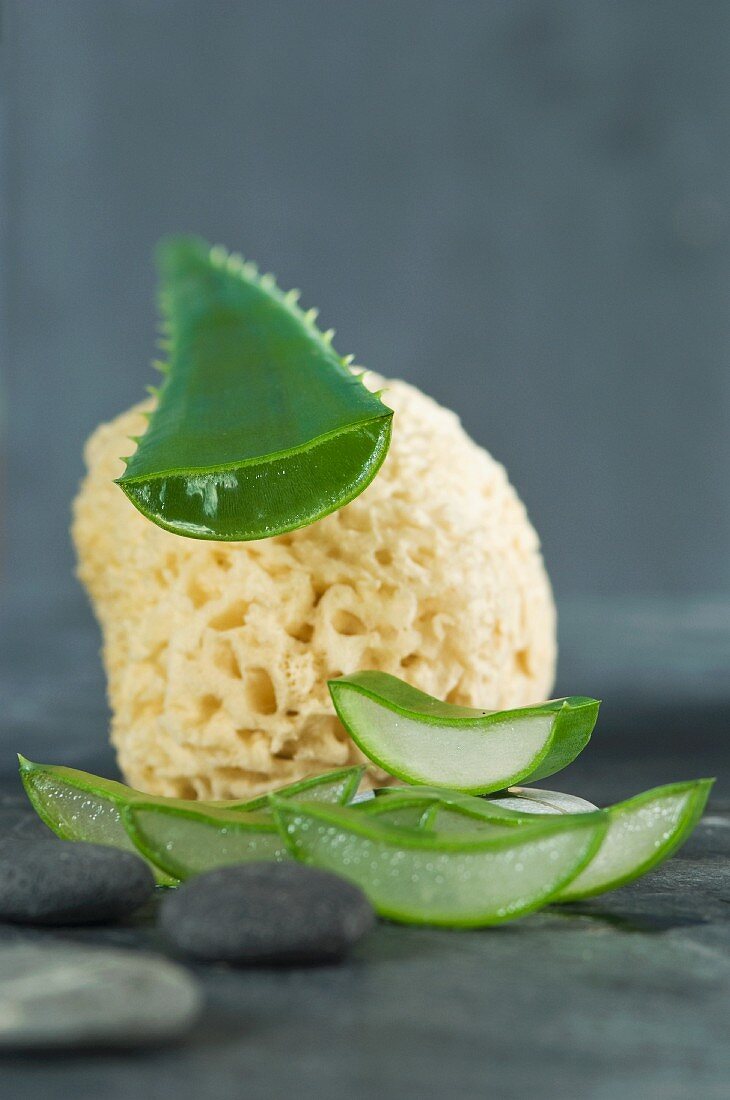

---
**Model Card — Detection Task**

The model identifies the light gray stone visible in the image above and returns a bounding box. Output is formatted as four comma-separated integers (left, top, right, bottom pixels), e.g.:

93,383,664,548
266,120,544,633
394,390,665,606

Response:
0,943,202,1050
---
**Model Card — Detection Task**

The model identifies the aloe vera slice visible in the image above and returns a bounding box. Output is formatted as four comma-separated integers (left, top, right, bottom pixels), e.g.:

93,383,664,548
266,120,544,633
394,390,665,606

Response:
329,672,599,793
122,803,286,880
419,786,598,833
355,794,440,830
487,787,598,815
219,765,364,813
272,797,608,926
17,757,177,886
117,237,393,541
555,779,713,902
371,785,544,826
124,769,362,881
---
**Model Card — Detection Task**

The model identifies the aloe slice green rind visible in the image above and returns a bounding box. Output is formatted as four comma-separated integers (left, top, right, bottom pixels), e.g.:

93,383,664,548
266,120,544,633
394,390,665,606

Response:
217,765,365,813
123,768,364,881
271,797,608,926
421,786,598,834
371,785,544,826
555,778,714,902
117,237,393,541
355,794,441,830
17,756,177,886
329,672,600,793
366,797,525,837
122,803,286,881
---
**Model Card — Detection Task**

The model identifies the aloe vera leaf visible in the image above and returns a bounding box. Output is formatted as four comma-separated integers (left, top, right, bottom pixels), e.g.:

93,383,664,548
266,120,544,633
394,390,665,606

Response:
17,756,177,886
425,805,527,835
487,787,598,815
216,765,365,813
19,758,360,882
328,672,599,793
371,785,543,825
116,237,393,541
414,786,599,834
555,779,714,902
271,797,608,927
124,769,364,882
122,803,286,880
372,787,597,833
365,798,519,835
355,793,440,830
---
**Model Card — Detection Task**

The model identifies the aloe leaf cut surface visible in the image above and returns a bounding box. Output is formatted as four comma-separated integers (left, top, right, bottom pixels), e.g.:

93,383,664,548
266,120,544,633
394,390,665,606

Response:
555,779,713,902
17,757,177,886
487,787,598,815
329,672,600,794
117,237,393,541
122,803,286,880
272,797,607,926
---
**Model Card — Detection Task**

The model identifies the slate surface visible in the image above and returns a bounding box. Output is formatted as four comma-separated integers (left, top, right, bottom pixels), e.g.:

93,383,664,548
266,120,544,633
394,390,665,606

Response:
0,783,727,1099
0,598,728,1098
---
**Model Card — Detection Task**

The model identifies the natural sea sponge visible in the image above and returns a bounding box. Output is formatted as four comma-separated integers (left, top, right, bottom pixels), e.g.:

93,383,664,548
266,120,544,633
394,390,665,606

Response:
72,377,556,800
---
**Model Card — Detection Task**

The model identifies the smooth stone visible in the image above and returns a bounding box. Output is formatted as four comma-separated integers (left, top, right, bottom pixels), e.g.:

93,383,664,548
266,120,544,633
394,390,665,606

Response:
160,861,376,964
0,942,201,1050
0,839,155,925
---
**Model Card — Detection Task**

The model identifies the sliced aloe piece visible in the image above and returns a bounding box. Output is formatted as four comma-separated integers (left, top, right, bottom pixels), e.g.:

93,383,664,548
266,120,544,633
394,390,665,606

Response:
272,797,608,926
371,791,572,837
555,779,714,902
122,803,286,881
355,794,439,830
371,785,542,826
218,765,364,813
124,768,365,881
375,787,597,834
487,787,598,815
19,758,361,883
18,756,177,886
117,237,393,541
425,805,519,835
329,672,599,794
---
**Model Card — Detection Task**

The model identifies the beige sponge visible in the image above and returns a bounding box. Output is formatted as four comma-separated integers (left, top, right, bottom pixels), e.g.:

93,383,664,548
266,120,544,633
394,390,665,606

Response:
72,377,556,800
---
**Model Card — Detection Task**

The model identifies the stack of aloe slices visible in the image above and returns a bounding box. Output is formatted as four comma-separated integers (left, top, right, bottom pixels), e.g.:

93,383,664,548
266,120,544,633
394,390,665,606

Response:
18,670,713,927
17,760,363,886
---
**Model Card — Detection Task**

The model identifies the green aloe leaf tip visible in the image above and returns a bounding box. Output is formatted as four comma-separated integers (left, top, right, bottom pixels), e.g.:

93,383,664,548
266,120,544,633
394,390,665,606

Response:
117,236,393,541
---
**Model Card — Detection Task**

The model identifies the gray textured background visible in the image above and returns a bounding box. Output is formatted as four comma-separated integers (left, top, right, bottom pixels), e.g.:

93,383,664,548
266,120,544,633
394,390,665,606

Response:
2,1,730,750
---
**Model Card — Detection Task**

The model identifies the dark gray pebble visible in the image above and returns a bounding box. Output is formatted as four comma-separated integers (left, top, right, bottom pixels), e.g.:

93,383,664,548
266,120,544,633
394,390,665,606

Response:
160,862,375,964
0,839,155,924
0,943,201,1050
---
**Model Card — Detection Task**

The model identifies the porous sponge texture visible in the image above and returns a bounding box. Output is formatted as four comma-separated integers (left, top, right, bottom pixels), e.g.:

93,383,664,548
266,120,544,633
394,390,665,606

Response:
73,377,556,800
